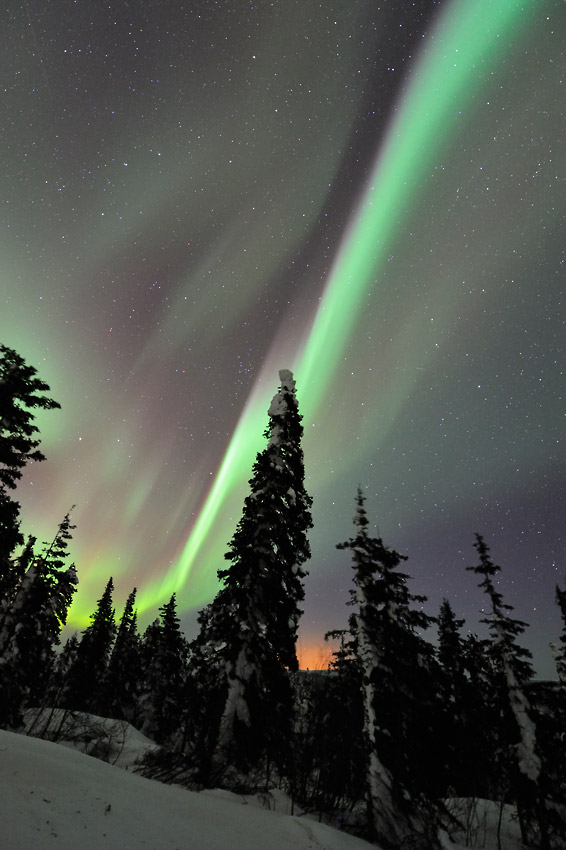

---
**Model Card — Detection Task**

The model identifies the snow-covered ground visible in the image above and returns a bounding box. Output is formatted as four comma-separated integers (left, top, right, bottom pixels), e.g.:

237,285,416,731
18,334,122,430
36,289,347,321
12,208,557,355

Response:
1,727,374,850
0,718,525,849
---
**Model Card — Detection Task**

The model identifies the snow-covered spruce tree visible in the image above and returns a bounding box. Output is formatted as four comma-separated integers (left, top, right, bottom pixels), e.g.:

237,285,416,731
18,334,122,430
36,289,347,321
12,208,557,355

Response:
552,582,566,686
138,594,188,746
193,369,312,782
337,488,441,850
0,344,60,601
102,587,141,722
537,580,566,845
62,577,116,713
467,534,550,850
0,511,78,727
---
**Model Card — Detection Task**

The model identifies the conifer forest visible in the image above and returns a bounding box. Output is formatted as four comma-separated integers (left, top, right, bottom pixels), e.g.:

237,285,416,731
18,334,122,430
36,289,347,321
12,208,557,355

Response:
1,345,565,850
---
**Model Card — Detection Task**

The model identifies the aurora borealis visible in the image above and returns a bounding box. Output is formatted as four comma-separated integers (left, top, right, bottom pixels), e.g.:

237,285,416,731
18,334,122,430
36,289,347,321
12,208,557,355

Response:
2,0,564,674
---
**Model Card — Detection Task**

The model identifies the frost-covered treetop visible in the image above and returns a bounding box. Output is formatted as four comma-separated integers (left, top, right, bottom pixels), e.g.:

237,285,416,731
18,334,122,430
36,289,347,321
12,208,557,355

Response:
278,369,295,393
267,369,296,418
267,371,299,453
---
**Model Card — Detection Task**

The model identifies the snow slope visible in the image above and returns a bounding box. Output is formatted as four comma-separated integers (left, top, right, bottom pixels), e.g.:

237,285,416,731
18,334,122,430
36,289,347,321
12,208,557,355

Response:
0,729,374,850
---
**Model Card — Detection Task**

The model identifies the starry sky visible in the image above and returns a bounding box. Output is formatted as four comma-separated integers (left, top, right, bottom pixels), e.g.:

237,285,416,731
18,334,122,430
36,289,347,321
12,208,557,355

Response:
2,0,564,676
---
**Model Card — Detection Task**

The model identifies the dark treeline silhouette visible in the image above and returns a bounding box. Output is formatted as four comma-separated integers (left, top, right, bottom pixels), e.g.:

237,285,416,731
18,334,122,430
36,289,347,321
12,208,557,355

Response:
1,346,565,849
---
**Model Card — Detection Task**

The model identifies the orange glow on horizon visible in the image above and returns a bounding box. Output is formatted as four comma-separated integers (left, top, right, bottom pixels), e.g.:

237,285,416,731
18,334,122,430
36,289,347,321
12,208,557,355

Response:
297,641,335,671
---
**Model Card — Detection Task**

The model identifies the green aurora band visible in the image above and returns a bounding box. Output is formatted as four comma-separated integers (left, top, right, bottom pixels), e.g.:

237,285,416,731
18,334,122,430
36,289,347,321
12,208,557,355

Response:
138,0,539,613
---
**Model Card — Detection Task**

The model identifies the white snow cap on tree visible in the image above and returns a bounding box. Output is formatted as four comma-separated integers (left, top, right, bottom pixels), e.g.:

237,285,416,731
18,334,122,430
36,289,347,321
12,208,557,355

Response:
268,369,296,419
278,369,295,392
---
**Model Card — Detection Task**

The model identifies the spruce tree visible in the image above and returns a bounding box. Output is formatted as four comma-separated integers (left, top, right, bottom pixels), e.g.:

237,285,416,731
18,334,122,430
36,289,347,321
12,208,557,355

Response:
0,345,65,727
46,633,80,708
0,512,78,727
0,492,25,600
26,512,78,704
437,598,466,682
186,603,228,778
467,534,549,849
540,581,566,844
192,369,312,780
0,345,60,601
337,488,440,850
138,594,188,745
103,587,141,722
63,577,116,713
435,600,492,798
0,344,61,490
552,582,566,686
436,599,470,794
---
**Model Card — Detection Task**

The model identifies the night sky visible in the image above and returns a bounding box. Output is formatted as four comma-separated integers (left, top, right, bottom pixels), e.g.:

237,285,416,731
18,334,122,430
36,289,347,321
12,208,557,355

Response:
2,0,564,676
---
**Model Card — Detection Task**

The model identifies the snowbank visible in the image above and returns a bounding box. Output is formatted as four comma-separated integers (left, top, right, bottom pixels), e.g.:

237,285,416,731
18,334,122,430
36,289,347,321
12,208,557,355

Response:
0,729,373,850
23,708,157,769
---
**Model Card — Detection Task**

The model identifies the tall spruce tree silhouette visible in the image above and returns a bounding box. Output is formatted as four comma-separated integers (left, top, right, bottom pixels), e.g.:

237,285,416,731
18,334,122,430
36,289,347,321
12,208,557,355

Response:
0,345,63,727
63,577,116,713
467,534,550,850
0,344,60,600
139,594,188,745
195,369,312,781
338,488,440,850
0,512,77,727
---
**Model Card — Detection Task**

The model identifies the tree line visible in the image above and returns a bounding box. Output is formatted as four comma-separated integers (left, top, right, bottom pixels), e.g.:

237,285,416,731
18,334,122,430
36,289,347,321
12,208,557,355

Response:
0,345,565,850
